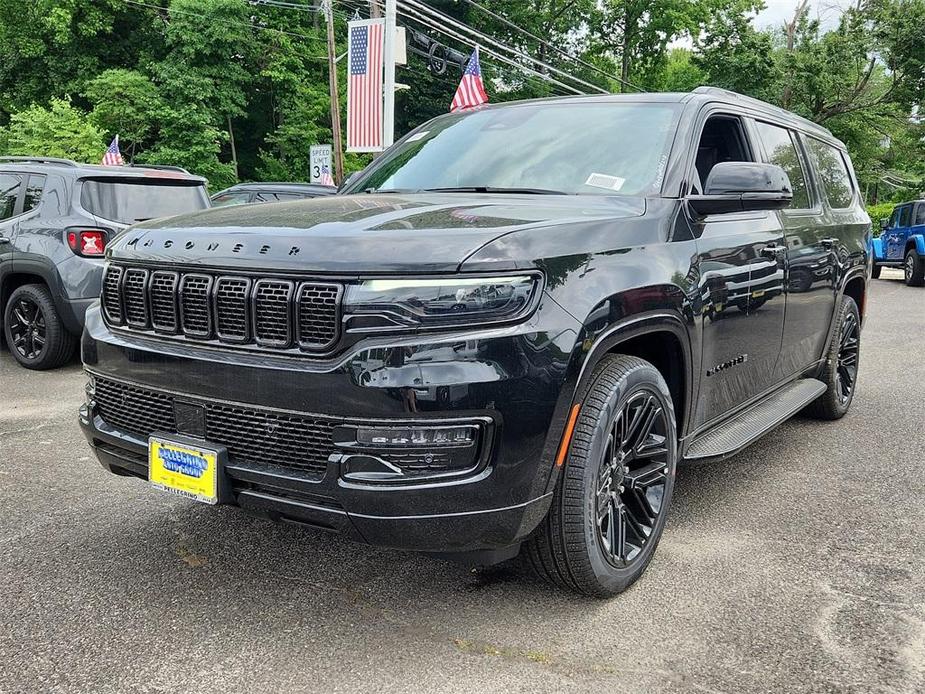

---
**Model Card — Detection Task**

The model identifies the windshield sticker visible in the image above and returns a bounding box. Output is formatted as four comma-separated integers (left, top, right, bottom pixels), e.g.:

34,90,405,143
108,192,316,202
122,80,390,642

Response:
406,131,429,142
585,173,625,192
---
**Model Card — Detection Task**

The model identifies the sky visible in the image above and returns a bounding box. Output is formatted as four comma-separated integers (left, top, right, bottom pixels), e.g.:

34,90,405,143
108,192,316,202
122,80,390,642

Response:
754,0,849,30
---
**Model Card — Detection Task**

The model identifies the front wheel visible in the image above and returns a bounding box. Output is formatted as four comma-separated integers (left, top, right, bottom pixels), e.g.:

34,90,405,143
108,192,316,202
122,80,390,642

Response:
904,249,925,287
524,355,678,597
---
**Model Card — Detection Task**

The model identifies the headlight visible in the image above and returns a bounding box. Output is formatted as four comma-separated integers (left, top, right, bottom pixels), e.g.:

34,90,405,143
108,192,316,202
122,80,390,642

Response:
343,275,541,331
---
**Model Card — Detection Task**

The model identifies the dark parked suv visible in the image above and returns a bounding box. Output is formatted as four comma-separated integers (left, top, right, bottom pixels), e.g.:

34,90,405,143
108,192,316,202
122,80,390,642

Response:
79,88,870,596
211,182,336,207
0,157,209,369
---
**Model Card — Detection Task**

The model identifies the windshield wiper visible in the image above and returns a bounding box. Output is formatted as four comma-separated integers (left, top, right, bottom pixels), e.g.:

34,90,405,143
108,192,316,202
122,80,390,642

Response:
422,186,569,195
363,188,418,194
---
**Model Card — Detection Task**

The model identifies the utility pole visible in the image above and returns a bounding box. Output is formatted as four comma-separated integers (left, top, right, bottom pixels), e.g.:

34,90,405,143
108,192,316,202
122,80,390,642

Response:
324,0,345,184
382,0,397,148
370,0,381,19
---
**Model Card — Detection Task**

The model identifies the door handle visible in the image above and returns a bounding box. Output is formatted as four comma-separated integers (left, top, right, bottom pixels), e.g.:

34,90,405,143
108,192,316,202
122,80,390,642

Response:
760,244,786,259
0,236,10,245
819,237,839,249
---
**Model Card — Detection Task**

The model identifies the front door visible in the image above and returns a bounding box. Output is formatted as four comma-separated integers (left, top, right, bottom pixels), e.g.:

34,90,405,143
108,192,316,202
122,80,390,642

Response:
886,204,911,260
689,112,788,429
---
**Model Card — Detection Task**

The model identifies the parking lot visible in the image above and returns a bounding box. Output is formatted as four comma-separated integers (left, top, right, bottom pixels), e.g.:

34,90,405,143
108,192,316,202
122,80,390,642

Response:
1,271,923,694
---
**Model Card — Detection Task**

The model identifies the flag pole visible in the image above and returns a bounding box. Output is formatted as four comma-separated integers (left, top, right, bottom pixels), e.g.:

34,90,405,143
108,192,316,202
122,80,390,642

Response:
324,0,345,185
382,0,397,148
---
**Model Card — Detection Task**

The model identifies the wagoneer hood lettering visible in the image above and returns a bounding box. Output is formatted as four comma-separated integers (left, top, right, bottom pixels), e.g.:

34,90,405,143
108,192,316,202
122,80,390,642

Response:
111,193,646,273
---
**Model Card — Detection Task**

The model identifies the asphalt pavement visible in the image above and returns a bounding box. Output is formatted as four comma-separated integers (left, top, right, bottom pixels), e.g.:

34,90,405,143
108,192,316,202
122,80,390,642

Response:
1,270,923,693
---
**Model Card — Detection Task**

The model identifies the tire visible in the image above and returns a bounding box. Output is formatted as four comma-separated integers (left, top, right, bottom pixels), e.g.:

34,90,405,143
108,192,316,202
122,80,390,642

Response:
871,263,882,279
524,355,678,597
904,249,925,286
2,284,77,370
804,295,860,420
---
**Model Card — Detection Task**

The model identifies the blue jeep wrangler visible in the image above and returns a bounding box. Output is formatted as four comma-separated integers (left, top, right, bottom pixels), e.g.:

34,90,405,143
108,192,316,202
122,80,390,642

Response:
872,200,925,285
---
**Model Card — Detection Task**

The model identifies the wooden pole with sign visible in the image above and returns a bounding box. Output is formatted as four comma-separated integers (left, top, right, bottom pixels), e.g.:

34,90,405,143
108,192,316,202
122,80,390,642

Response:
324,0,345,185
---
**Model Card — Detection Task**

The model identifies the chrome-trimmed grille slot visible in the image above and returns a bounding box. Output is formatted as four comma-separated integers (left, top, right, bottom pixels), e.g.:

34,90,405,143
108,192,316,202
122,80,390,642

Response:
297,283,341,350
215,277,250,342
253,280,294,347
122,268,150,328
102,266,124,325
179,274,213,338
150,271,179,333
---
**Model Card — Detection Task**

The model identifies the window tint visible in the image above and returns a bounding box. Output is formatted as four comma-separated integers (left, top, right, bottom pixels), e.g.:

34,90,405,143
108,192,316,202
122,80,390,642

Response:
80,179,209,224
806,138,854,208
889,206,901,228
694,115,753,192
24,174,45,212
899,204,912,228
753,121,810,209
916,204,925,226
0,174,21,220
211,192,251,207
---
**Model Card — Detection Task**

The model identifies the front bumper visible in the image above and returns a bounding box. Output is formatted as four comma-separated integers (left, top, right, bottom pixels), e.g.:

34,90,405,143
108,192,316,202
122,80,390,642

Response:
79,298,581,556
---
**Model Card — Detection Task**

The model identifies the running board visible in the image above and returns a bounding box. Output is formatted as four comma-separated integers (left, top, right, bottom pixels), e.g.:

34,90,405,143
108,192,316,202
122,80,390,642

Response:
684,378,826,462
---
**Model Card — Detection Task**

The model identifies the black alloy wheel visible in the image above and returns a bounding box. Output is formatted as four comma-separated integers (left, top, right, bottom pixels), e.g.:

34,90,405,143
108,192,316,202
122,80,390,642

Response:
804,295,860,420
2,284,77,370
7,295,46,361
834,309,859,407
595,390,670,566
524,354,678,597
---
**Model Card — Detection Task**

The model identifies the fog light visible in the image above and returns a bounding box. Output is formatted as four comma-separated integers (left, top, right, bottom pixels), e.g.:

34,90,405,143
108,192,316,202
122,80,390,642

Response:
333,422,485,483
355,425,476,448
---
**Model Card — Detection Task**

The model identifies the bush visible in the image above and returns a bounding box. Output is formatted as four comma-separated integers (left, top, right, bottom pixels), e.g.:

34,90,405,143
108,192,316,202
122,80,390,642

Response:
867,202,896,236
0,98,105,162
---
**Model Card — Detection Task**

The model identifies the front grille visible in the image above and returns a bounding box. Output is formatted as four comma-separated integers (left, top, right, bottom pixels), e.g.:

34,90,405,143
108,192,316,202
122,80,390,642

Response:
93,376,337,475
102,264,342,355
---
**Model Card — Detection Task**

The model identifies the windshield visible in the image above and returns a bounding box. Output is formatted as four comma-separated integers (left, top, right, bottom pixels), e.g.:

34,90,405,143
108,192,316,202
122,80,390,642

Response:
349,102,681,196
80,179,209,224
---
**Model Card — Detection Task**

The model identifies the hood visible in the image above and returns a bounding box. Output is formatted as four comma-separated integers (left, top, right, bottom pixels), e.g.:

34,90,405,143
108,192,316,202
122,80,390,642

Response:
108,192,646,274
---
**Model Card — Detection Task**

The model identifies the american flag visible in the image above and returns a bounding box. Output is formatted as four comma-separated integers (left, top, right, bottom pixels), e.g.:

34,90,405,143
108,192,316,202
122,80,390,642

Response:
101,135,124,166
347,20,384,152
320,163,334,187
451,47,489,112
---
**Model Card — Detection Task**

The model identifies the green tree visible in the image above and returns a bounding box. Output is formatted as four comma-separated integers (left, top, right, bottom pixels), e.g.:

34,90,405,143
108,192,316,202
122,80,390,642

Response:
0,98,105,161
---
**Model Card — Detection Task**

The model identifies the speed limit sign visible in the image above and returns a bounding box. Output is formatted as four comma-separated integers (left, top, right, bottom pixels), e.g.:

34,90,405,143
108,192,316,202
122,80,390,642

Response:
310,144,333,184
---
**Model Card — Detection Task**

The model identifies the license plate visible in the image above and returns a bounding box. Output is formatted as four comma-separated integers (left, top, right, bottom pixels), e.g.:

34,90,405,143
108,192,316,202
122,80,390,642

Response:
149,437,219,505
751,289,766,298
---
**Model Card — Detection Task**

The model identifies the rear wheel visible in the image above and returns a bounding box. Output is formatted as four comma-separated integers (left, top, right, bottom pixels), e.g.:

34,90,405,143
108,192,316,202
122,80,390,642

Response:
904,249,925,287
2,284,76,370
805,296,860,420
524,355,678,597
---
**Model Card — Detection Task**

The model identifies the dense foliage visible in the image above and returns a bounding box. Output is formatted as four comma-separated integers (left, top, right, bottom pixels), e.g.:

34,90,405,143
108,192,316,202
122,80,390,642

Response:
0,0,921,201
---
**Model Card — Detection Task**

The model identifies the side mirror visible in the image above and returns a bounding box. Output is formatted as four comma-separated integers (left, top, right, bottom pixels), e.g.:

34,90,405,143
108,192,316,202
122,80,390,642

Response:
688,162,793,217
880,218,889,231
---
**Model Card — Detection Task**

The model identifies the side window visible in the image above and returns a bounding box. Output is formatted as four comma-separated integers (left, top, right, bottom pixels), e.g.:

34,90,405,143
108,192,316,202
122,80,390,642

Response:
693,114,753,192
899,204,912,228
806,138,854,208
753,121,811,209
0,174,22,220
915,203,925,226
23,174,46,212
211,192,250,207
889,206,901,229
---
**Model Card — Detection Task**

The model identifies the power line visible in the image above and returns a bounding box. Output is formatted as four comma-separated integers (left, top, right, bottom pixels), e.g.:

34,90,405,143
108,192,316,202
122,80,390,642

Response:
456,0,642,93
396,2,585,96
400,0,608,94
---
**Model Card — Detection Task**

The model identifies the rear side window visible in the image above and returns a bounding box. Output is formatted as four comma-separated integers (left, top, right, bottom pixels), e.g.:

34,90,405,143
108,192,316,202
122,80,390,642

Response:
753,121,811,209
806,138,854,209
916,204,925,226
899,205,912,228
0,173,22,220
24,174,45,212
80,179,209,224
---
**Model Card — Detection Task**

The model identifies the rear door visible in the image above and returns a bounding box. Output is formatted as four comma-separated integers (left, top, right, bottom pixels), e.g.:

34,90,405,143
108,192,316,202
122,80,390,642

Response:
0,173,24,286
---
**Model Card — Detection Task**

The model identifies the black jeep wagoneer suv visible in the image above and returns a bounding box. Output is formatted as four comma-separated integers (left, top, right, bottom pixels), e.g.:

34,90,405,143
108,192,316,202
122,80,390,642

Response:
80,88,870,596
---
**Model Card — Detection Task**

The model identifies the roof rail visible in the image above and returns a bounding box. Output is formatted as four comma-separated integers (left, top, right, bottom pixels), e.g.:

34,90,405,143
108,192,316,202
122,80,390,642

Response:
126,163,192,175
0,156,78,167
